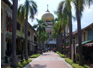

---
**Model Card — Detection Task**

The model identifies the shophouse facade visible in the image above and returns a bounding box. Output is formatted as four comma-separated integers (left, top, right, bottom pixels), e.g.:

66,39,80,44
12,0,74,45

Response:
1,0,37,65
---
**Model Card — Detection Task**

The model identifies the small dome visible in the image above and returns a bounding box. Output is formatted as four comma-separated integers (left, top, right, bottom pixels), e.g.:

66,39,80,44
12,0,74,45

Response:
42,12,54,21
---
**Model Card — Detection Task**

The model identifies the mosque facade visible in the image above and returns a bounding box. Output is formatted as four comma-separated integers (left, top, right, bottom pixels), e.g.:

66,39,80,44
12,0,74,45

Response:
41,5,56,50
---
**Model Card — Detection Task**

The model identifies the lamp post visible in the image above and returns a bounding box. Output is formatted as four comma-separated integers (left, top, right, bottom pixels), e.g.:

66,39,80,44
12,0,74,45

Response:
73,36,76,63
21,37,23,63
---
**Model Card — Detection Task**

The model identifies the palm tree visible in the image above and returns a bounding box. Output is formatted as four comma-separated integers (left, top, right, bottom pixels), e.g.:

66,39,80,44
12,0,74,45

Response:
23,0,37,60
17,5,26,24
57,1,70,55
40,31,49,49
52,19,64,53
11,0,18,67
33,19,47,48
66,0,73,59
73,0,93,65
17,5,26,63
57,0,73,58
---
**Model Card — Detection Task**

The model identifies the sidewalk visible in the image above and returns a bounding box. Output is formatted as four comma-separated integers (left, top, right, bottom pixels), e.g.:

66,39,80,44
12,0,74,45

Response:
24,51,72,68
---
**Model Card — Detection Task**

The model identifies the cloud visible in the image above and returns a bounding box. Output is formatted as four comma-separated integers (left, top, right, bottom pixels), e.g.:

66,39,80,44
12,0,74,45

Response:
72,4,93,32
35,12,44,20
84,4,93,14
72,21,77,31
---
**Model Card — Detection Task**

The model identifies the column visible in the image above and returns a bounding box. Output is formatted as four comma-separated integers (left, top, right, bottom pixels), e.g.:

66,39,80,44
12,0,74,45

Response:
1,8,7,65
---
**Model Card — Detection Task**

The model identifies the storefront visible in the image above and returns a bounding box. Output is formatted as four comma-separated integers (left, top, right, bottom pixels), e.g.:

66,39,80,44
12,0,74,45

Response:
76,40,93,64
83,42,93,63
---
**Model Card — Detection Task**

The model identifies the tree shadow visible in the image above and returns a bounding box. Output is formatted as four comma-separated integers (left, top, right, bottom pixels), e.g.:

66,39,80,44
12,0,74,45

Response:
27,64,46,68
41,54,50,56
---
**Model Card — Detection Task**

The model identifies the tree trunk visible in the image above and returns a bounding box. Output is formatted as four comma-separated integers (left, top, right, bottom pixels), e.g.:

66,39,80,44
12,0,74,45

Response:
56,36,58,51
58,34,62,53
64,24,66,55
25,0,28,60
58,26,63,53
69,11,73,59
76,0,83,65
11,0,18,67
60,33,63,53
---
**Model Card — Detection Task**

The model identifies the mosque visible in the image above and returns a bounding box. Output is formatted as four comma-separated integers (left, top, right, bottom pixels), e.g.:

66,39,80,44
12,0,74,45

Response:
41,5,56,50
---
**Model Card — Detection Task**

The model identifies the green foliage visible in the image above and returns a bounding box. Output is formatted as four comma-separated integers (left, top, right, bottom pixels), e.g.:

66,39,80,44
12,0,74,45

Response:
33,19,48,44
65,58,89,68
40,31,49,44
59,54,66,58
18,62,23,68
72,64,89,68
7,59,32,68
76,53,79,61
18,59,32,68
66,43,70,46
76,61,79,64
22,59,27,66
72,63,84,68
84,65,89,68
65,58,73,64
16,67,20,68
7,66,20,68
56,51,66,58
56,51,60,54
7,67,13,68
72,63,80,68
30,54,40,58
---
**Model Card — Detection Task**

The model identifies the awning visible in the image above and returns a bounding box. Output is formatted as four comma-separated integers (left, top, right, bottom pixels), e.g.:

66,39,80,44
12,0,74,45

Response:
76,40,93,47
85,43,93,47
82,40,92,44
28,40,36,46
62,46,70,49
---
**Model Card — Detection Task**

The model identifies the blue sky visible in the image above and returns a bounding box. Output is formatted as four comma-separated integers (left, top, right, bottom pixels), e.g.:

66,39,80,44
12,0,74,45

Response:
16,0,93,32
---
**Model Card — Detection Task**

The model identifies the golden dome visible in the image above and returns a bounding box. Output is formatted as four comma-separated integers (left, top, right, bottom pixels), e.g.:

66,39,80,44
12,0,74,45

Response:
42,12,54,21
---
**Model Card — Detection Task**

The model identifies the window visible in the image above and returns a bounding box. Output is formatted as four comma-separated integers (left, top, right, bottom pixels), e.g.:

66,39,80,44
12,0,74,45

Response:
84,32,86,41
17,22,20,30
8,18,10,28
28,31,30,36
34,36,37,42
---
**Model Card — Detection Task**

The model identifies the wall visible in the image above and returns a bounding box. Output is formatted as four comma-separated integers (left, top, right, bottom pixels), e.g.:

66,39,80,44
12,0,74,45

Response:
88,29,93,40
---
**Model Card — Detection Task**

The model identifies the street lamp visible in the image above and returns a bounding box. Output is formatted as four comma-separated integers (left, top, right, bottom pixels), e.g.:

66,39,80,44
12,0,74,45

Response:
21,37,24,63
73,35,76,63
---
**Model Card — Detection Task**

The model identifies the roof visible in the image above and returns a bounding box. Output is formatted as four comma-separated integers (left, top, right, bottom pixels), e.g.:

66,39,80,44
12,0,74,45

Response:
73,23,93,35
42,12,54,21
28,23,37,34
3,0,13,9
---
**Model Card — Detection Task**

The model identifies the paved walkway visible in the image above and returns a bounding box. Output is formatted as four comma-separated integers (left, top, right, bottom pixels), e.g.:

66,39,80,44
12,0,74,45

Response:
24,51,72,68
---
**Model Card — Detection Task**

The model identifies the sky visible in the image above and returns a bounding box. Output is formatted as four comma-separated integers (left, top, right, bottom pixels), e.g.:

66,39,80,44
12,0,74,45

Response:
13,0,93,32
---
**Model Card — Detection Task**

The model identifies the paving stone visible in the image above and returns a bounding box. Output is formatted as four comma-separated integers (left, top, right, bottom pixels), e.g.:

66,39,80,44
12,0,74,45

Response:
24,52,72,68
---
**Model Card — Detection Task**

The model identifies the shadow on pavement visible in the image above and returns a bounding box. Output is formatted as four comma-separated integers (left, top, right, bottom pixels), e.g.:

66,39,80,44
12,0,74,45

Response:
41,54,51,56
31,64,46,68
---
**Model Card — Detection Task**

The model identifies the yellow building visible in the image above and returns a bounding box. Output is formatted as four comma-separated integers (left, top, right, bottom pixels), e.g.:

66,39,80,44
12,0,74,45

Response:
1,0,12,65
1,0,37,65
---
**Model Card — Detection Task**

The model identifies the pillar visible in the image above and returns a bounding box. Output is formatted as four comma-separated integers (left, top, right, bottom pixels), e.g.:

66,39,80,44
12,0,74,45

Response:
1,8,7,65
